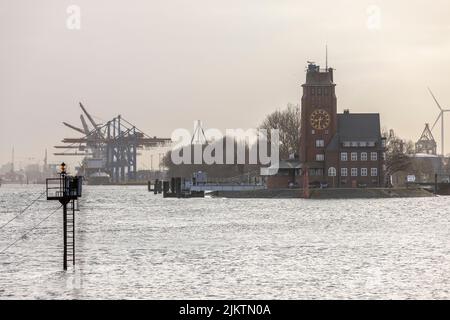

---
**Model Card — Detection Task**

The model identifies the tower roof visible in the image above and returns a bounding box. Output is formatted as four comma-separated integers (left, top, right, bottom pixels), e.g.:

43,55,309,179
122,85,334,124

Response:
304,62,334,85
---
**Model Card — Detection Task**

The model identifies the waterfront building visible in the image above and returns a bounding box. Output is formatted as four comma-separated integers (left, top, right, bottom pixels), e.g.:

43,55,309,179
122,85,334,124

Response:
267,62,386,188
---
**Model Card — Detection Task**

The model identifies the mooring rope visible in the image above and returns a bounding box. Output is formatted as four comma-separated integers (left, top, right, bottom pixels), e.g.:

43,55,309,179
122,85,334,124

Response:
0,204,62,254
0,190,46,231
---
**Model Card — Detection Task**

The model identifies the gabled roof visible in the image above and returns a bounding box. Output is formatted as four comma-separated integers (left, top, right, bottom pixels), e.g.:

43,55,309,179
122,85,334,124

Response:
337,113,381,141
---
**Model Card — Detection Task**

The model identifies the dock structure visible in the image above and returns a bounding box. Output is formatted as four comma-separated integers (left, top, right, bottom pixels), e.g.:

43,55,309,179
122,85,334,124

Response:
54,102,171,184
46,163,82,270
149,176,265,198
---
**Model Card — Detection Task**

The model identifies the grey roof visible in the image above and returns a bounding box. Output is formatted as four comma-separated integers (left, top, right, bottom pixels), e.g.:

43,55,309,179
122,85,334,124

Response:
326,133,340,151
337,113,381,141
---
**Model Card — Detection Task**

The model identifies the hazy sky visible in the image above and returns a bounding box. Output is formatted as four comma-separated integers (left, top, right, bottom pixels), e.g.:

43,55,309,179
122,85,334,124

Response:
1,0,450,167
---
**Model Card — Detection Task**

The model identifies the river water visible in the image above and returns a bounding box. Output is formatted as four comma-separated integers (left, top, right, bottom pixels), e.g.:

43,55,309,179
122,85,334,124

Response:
0,184,449,299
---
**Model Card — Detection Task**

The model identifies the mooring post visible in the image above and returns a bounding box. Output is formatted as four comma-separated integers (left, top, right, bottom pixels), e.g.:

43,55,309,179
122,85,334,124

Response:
435,173,438,195
303,167,310,199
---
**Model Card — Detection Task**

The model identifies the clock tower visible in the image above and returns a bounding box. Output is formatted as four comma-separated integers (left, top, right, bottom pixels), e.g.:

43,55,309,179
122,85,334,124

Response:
299,63,337,172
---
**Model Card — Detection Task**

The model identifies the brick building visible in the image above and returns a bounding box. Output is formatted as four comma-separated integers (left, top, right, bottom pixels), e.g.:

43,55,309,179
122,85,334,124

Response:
267,62,386,189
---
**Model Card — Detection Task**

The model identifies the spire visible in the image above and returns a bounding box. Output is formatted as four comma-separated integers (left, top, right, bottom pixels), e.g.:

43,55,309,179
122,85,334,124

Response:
325,44,328,70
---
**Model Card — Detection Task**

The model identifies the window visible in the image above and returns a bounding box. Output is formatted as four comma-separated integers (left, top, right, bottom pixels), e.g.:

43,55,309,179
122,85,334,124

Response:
361,168,368,176
341,152,348,161
371,152,378,161
343,141,350,147
361,152,368,161
371,168,378,176
318,88,322,96
368,141,376,147
311,129,315,134
309,169,324,176
351,168,358,177
341,168,348,177
381,139,386,148
351,152,358,161
316,154,325,161
359,141,367,147
311,88,315,95
316,139,325,147
351,141,358,147
328,167,337,177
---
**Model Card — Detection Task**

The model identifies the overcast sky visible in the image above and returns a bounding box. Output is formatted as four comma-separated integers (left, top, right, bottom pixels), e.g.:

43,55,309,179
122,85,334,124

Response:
1,0,450,168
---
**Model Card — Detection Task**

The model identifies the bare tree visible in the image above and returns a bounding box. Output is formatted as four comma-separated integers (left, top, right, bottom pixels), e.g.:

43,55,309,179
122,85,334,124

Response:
259,103,300,160
383,129,413,180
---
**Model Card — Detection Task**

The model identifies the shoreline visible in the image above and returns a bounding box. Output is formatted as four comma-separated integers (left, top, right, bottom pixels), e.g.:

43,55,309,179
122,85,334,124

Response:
210,187,435,199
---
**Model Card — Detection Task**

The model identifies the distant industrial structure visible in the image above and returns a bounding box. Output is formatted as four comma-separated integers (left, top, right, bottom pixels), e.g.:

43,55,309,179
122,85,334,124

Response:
415,123,437,155
0,148,58,184
54,103,171,184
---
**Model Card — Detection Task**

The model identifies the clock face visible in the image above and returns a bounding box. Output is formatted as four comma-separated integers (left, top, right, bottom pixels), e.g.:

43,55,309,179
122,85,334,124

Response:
310,109,330,130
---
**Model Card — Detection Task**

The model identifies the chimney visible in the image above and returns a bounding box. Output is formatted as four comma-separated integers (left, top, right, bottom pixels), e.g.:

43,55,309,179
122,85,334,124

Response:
344,109,350,114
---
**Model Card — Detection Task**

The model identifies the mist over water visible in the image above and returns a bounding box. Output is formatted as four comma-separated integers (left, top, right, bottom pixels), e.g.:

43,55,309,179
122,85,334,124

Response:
0,184,449,299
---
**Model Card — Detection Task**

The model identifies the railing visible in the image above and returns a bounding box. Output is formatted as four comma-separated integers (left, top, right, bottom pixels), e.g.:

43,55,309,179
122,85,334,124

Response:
46,176,82,200
190,184,266,192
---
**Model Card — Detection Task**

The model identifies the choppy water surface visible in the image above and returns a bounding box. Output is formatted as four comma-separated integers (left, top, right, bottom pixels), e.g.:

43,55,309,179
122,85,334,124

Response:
0,184,449,299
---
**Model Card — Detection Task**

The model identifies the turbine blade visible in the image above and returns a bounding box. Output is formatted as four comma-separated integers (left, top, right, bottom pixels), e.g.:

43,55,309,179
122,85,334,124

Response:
431,113,442,131
428,87,443,111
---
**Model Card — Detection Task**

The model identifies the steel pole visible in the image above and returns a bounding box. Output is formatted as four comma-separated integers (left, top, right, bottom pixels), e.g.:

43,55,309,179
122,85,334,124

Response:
442,114,445,156
63,203,67,270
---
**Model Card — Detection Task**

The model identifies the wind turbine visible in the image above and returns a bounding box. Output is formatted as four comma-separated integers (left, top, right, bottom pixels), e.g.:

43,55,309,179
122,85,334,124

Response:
428,88,450,156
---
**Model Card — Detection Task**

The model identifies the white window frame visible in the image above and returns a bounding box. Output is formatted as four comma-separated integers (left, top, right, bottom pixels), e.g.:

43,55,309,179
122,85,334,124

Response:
361,152,368,161
328,167,336,177
316,154,325,161
361,168,368,176
371,168,378,177
351,168,358,177
341,168,348,177
316,139,325,148
341,152,348,161
351,152,358,161
371,152,378,161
